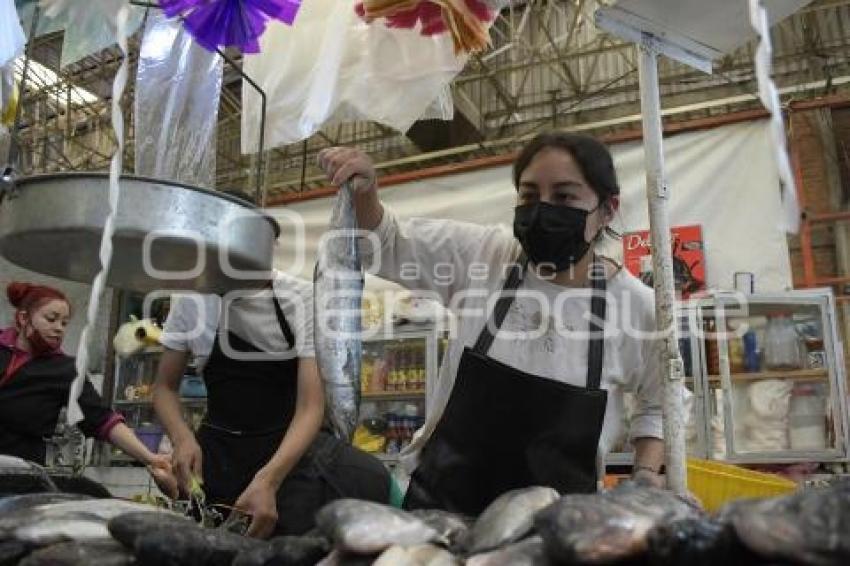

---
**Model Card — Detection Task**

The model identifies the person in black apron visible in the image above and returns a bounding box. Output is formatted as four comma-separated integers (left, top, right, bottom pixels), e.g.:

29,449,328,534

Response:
403,257,608,514
317,133,666,515
154,286,389,538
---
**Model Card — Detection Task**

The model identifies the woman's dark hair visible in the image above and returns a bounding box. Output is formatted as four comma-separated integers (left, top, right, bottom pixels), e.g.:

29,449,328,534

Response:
512,132,620,204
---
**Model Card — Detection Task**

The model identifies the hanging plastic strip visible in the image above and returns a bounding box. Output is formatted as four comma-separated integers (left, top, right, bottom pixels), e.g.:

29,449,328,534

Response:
65,2,130,425
134,10,223,188
749,0,800,234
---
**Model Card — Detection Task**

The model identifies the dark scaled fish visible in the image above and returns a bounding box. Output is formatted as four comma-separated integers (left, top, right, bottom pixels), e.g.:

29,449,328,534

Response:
0,455,57,497
314,181,364,441
466,487,559,554
646,517,745,566
18,540,134,566
108,511,197,549
231,535,331,566
133,527,263,566
535,481,701,565
0,540,30,566
315,499,441,555
720,483,850,566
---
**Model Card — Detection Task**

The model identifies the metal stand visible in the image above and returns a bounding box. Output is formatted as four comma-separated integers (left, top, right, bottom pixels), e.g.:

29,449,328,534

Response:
637,35,687,495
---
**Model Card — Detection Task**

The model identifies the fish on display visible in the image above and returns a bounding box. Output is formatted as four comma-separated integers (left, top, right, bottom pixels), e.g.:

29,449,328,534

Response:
372,543,460,566
0,540,30,565
314,181,364,441
0,493,91,515
409,509,471,553
0,455,57,496
315,499,442,555
535,481,701,564
231,535,331,566
133,525,263,566
466,535,550,566
0,499,178,547
646,517,743,566
107,511,197,549
466,486,559,554
720,482,850,566
18,540,134,566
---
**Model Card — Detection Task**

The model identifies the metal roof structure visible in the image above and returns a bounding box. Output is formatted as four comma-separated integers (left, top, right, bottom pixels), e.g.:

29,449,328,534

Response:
10,0,850,198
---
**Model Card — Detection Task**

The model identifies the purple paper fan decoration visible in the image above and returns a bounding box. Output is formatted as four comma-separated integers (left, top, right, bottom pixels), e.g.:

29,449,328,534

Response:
160,0,302,53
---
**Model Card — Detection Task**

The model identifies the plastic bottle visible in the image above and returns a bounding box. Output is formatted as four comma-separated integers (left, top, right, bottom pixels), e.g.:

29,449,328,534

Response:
743,330,759,372
764,313,804,371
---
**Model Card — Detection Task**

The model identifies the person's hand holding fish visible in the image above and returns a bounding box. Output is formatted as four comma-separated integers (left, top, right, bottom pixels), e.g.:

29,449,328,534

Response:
317,147,377,194
146,453,179,499
233,473,279,539
171,435,203,496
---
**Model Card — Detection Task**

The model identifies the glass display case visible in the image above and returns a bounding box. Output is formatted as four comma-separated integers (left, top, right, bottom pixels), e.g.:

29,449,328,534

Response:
606,289,849,469
694,290,848,464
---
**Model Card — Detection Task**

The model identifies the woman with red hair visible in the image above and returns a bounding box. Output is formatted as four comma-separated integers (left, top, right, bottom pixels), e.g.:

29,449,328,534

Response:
0,281,177,497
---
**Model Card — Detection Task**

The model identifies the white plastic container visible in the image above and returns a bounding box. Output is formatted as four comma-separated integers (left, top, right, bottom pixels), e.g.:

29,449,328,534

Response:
789,383,828,450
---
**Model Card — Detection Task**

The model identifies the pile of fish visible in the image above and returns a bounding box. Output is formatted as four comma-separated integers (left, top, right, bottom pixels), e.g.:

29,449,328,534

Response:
3,480,850,565
308,482,850,566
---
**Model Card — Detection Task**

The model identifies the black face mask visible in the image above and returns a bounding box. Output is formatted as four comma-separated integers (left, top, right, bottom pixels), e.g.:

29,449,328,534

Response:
513,202,597,271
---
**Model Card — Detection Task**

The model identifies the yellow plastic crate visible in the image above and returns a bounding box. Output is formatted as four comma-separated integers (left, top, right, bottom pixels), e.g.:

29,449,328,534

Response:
687,458,797,512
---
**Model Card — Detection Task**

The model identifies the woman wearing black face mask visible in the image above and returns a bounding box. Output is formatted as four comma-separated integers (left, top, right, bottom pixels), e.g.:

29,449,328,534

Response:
0,282,178,497
318,133,666,515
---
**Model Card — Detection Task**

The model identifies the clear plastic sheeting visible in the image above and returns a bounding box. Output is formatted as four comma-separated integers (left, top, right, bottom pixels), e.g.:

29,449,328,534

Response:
418,85,455,122
1,0,25,67
15,0,144,68
134,11,223,188
242,0,468,151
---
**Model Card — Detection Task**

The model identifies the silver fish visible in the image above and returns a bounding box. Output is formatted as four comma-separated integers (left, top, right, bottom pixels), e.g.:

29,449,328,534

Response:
0,499,175,546
315,499,441,555
409,509,471,552
373,544,460,566
466,536,550,566
19,540,134,566
467,486,559,554
314,182,363,441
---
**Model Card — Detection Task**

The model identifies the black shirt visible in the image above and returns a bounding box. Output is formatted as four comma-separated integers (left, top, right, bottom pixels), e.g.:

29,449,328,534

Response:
0,346,115,465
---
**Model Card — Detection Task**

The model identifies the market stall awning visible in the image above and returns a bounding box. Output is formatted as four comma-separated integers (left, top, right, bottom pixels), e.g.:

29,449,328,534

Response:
596,0,813,72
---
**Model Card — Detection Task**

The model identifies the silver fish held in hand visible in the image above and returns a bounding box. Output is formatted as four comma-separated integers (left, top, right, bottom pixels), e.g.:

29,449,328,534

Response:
314,181,364,441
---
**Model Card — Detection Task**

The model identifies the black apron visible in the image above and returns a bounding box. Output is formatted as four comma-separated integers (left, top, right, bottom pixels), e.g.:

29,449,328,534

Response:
403,257,609,515
197,295,389,535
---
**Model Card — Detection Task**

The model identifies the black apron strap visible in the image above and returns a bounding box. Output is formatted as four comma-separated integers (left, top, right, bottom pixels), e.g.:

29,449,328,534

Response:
473,253,527,355
271,293,296,350
586,261,607,391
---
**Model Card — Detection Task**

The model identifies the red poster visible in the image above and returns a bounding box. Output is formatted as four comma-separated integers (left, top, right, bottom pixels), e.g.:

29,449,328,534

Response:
623,225,706,298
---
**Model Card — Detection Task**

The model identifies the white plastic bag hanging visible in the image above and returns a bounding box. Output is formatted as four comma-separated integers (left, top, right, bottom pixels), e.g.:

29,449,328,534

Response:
1,0,25,67
134,11,223,188
242,0,469,151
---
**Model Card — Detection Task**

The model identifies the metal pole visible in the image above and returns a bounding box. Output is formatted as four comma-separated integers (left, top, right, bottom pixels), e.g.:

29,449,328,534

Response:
637,34,687,495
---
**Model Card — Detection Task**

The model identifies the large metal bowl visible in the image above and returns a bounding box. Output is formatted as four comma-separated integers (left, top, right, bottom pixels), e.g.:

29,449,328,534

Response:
0,173,281,294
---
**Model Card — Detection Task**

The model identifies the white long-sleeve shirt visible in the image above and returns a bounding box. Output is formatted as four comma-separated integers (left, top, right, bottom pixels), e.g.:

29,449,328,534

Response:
362,208,665,474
